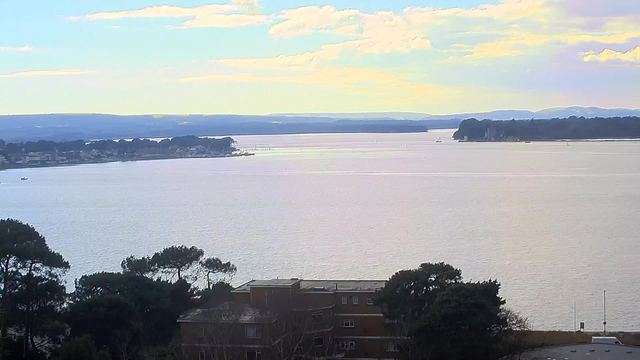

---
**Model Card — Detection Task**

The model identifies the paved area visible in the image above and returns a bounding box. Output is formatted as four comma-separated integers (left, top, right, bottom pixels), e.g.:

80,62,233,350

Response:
522,343,640,360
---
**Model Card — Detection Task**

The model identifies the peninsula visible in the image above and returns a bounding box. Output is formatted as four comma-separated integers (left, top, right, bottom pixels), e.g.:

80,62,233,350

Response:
0,135,251,170
453,116,640,141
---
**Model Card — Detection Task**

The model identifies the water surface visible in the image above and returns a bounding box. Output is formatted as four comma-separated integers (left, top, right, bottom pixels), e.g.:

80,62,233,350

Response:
2,131,640,330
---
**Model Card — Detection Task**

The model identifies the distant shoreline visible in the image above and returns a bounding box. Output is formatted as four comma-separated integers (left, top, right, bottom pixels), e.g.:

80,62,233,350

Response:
458,137,640,143
453,117,640,142
0,152,253,172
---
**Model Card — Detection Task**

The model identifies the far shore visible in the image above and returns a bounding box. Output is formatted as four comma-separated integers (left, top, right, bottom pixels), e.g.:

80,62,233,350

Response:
0,152,254,172
458,138,640,143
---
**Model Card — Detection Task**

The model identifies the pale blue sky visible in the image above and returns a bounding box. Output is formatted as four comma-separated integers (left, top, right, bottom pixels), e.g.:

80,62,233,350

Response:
0,0,638,114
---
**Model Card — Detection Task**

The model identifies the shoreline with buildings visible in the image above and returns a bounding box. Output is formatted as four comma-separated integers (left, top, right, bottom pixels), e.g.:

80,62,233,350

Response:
0,151,253,172
0,135,253,172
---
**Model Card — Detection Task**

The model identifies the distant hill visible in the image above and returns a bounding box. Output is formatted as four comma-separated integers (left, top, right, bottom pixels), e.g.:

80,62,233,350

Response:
0,114,429,142
272,112,433,120
275,107,640,121
2,107,639,142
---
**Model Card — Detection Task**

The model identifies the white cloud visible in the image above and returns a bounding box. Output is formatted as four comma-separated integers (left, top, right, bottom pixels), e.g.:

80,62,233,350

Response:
67,1,269,28
222,6,431,70
403,0,550,22
0,46,34,52
0,69,94,79
219,43,343,70
268,6,361,38
179,13,269,28
232,0,260,14
582,46,640,63
67,4,234,20
261,0,639,64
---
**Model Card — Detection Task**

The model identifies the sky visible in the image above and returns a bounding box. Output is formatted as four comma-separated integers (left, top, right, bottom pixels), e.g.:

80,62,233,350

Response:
0,0,639,115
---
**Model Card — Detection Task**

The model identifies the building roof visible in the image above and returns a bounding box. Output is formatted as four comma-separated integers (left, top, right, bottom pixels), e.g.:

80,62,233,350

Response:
240,279,301,288
178,303,274,324
522,344,640,360
232,279,386,293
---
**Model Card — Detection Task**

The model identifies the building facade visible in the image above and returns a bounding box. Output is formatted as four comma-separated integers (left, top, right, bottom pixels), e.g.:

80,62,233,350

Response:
179,279,399,360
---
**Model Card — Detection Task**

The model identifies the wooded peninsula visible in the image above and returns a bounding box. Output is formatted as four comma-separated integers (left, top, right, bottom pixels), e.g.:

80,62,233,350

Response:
453,116,640,141
0,136,251,170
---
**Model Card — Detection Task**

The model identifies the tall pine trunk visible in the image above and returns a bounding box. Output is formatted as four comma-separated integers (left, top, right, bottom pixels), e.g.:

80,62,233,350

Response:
22,262,34,360
1,258,8,339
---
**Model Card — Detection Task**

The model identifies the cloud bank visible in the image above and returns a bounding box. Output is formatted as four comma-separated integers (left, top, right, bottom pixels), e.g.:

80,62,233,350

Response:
0,70,94,79
67,1,268,28
582,46,640,63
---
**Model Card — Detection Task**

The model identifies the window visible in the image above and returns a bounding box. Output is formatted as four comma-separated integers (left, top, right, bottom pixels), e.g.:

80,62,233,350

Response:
312,311,324,324
198,325,205,337
340,319,355,328
341,296,348,305
339,341,356,351
245,325,261,339
386,341,401,353
199,350,206,360
352,296,359,305
246,351,262,360
366,297,374,305
314,336,324,347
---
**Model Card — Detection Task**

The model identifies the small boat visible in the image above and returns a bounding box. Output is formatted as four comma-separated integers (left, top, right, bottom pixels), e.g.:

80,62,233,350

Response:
525,140,531,144
435,137,442,143
20,177,28,181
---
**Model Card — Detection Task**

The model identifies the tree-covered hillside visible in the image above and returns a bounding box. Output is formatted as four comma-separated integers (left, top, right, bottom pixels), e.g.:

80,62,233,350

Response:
453,117,640,141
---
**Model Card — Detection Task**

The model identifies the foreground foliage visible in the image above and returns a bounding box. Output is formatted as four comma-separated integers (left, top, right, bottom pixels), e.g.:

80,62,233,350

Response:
2,219,530,360
0,219,235,360
376,262,530,360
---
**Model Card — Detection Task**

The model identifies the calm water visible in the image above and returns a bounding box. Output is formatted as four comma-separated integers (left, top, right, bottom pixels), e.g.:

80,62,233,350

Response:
2,131,640,331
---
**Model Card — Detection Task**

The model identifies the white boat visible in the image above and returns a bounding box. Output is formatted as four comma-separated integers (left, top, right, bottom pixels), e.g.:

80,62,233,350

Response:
435,137,442,143
21,177,28,181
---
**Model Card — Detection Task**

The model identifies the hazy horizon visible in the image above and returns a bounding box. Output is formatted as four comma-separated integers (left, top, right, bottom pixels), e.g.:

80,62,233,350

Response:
2,105,640,118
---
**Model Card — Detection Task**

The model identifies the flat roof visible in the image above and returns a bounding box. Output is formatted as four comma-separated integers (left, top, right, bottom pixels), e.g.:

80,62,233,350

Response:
522,344,640,360
233,279,386,293
178,303,274,324
242,279,301,288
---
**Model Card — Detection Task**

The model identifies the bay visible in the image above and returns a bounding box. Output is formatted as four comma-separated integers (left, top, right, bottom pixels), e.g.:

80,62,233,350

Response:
1,130,640,330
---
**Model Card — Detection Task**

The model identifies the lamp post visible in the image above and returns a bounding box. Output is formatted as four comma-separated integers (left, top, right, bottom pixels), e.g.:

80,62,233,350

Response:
603,290,607,335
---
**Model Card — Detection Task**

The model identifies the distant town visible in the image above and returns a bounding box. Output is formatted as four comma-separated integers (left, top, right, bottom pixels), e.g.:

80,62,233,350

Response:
0,135,252,170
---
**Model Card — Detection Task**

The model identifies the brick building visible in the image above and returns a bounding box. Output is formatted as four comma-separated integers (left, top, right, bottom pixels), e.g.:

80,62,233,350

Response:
179,279,400,360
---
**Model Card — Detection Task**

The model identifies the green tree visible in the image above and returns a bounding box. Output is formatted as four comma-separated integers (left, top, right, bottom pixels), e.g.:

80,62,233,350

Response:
194,281,233,309
199,257,237,290
0,219,70,358
72,272,184,347
120,256,155,277
375,262,461,323
13,275,67,352
150,246,204,281
376,263,528,360
415,281,507,360
67,294,141,359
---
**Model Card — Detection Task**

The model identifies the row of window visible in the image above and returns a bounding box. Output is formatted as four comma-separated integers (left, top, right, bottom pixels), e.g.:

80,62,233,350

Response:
340,318,355,328
197,341,400,360
337,340,400,352
340,295,374,306
200,317,363,340
199,350,263,360
200,325,263,339
200,316,358,340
